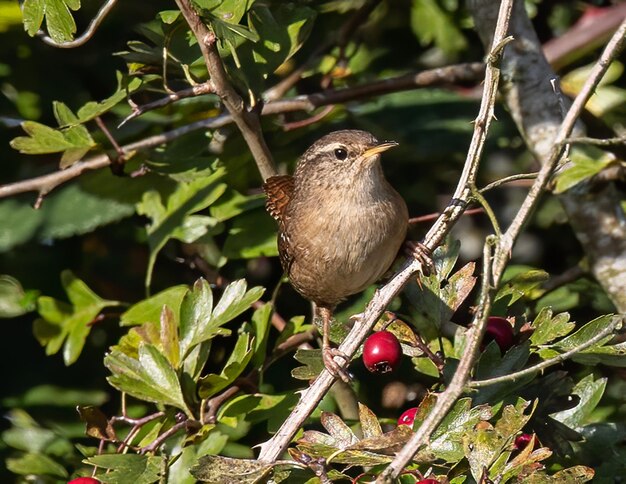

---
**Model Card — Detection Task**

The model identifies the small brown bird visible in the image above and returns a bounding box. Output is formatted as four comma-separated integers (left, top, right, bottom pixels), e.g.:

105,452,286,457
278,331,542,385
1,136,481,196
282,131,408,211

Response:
264,129,412,382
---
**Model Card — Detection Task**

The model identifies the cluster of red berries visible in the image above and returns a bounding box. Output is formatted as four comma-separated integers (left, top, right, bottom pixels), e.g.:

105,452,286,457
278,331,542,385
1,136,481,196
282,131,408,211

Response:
67,478,100,484
362,316,515,374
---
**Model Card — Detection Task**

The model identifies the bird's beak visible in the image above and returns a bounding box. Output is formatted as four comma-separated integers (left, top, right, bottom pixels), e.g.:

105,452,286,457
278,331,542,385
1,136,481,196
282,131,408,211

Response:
362,141,398,159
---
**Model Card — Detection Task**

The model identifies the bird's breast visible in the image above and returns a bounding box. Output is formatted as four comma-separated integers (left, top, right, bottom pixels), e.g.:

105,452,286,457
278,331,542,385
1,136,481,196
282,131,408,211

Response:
284,185,408,306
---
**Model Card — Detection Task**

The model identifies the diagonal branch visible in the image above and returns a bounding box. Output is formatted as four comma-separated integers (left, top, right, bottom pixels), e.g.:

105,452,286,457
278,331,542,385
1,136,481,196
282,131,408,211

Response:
174,0,276,180
377,7,626,482
255,3,512,465
471,0,626,311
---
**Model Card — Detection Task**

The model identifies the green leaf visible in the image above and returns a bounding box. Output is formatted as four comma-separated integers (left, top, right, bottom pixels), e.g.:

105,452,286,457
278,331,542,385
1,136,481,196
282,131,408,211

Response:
466,400,535,482
10,118,95,168
105,343,191,416
33,270,119,365
22,0,80,43
411,0,467,56
191,455,274,483
120,285,188,327
168,430,229,483
222,209,279,259
291,348,325,380
246,4,316,79
0,200,43,252
136,169,227,289
0,275,37,318
473,341,532,404
250,302,272,367
179,278,216,358
427,398,492,463
6,452,68,478
209,188,264,222
552,374,607,429
219,392,298,432
198,332,254,398
22,0,45,36
211,279,264,328
555,314,614,352
75,75,142,124
11,121,75,153
85,453,162,484
495,268,549,305
530,307,575,346
554,146,614,194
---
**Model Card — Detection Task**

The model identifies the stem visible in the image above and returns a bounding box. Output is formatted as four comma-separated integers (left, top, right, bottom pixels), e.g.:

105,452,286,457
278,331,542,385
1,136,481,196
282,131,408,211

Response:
469,316,622,388
174,0,276,180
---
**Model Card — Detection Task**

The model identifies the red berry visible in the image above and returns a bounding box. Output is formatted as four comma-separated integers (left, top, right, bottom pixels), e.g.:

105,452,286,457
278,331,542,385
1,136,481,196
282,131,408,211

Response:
416,479,440,484
362,331,402,373
483,316,514,353
67,478,100,484
397,407,418,426
514,433,534,450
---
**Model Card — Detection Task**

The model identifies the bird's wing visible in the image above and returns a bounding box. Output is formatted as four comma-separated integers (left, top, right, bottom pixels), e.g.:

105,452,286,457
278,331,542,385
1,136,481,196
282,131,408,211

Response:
263,175,295,273
263,175,294,225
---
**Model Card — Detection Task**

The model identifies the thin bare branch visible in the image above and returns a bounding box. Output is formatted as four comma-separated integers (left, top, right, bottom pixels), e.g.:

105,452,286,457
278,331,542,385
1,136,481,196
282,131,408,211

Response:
118,82,214,127
38,0,118,48
1,63,484,200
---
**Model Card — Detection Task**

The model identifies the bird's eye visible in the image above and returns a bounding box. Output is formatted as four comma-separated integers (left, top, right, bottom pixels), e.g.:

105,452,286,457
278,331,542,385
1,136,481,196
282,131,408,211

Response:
334,148,348,160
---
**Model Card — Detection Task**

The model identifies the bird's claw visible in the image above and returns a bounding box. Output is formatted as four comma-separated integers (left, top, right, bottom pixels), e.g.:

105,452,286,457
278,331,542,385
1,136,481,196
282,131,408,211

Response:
322,346,352,383
405,241,435,276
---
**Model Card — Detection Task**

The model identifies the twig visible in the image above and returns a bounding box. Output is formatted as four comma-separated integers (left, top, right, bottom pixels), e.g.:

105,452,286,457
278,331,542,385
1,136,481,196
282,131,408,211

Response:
175,0,276,180
479,172,538,193
118,82,214,127
469,315,622,388
541,265,587,294
565,135,626,147
0,62,484,200
139,415,198,454
256,19,509,469
94,116,127,176
37,0,118,48
408,207,484,225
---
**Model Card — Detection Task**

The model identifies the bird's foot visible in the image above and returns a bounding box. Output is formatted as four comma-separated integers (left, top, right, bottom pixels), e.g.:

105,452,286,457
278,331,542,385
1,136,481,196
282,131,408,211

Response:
405,241,435,276
322,346,352,383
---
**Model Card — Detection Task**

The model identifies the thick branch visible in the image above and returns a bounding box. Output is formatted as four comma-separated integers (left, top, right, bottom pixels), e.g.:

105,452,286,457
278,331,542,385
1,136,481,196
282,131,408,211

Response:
0,63,483,200
470,0,626,311
174,0,276,180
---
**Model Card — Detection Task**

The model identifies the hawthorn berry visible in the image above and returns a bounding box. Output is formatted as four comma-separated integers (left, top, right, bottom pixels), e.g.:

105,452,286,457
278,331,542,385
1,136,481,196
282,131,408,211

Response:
67,478,100,484
483,316,514,353
397,407,418,426
362,331,402,373
514,433,535,450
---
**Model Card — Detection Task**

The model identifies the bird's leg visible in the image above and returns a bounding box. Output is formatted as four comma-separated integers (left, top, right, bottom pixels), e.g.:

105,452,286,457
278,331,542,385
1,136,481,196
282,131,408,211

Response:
405,240,435,276
318,306,351,383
